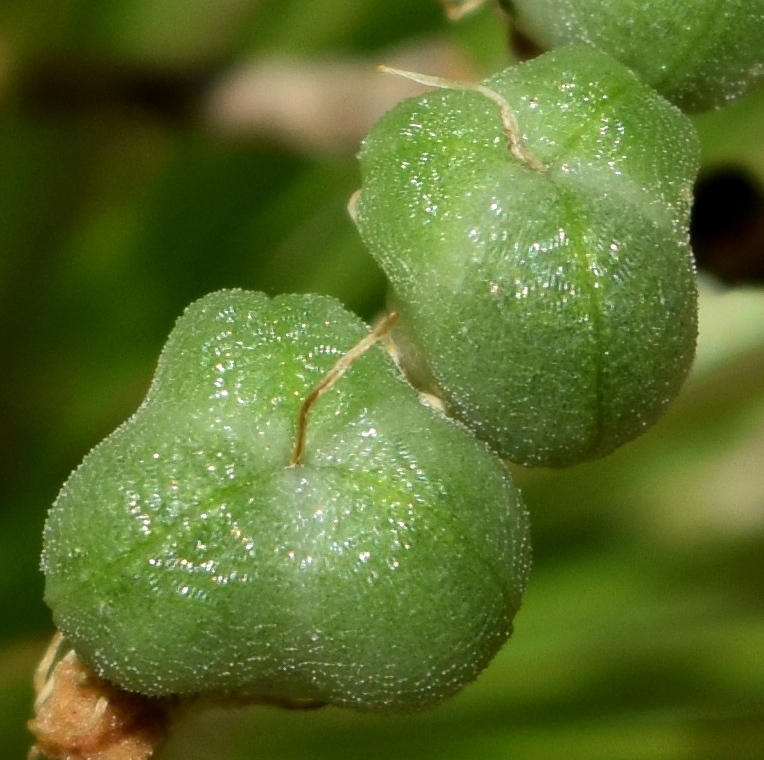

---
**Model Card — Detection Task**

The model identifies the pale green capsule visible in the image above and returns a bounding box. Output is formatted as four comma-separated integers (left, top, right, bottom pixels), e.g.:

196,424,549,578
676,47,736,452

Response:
504,0,764,112
354,46,699,467
42,290,530,711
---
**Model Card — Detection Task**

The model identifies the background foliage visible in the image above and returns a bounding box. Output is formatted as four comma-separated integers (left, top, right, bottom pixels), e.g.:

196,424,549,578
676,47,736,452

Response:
1,1,763,757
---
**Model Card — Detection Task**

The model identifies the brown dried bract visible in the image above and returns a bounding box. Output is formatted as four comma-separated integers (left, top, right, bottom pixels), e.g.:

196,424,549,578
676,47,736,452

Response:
28,633,170,760
439,0,487,21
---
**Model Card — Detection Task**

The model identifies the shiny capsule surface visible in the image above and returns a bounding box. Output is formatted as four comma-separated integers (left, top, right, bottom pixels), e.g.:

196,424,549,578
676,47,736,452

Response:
506,0,764,112
355,47,699,467
42,290,530,711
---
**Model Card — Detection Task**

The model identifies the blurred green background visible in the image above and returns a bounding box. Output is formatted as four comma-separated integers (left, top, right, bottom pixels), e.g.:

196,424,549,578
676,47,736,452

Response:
1,1,763,758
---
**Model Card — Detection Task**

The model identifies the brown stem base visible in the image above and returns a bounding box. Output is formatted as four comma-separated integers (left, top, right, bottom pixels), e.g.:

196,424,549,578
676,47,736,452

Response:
28,633,171,760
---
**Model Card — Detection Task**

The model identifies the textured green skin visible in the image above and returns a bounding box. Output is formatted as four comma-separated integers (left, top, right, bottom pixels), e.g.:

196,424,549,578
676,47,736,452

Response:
506,0,764,112
355,47,699,467
42,290,530,711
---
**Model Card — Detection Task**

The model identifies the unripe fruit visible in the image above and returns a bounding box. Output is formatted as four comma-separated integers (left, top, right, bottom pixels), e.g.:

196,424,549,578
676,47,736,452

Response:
504,0,764,112
42,290,530,712
354,46,699,467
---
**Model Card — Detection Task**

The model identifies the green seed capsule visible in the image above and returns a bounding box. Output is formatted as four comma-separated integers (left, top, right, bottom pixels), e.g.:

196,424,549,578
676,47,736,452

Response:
504,0,764,112
354,46,699,467
42,290,530,712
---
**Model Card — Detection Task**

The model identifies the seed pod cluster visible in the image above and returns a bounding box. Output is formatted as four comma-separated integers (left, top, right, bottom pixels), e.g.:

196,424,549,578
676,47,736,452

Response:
41,40,704,723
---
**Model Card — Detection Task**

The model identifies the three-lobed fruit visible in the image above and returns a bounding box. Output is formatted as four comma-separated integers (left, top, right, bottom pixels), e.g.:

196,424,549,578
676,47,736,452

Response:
503,0,764,112
42,290,530,712
354,46,699,467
